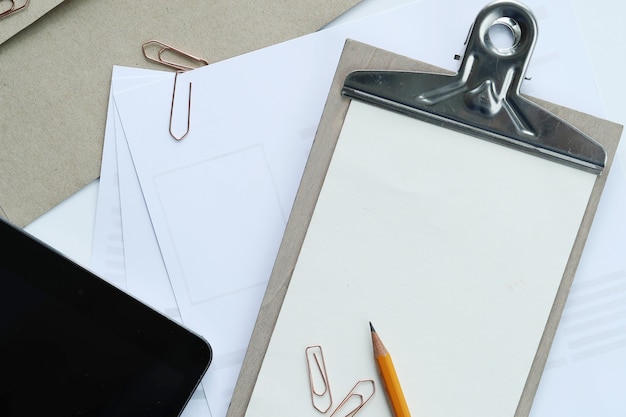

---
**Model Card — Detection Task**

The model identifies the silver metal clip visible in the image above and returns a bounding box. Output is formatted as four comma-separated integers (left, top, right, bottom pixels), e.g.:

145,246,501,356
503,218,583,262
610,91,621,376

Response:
342,0,606,173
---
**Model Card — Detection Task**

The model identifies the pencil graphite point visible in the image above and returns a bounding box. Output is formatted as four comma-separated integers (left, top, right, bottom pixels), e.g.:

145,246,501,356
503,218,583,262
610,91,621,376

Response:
370,322,388,357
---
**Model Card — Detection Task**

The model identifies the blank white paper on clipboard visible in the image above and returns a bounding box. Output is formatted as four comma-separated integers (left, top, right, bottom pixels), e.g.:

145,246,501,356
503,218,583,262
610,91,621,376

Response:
241,2,621,417
247,99,596,417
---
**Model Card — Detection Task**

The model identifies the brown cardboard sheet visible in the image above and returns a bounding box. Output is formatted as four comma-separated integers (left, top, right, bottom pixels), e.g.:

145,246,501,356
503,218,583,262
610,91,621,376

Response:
0,0,66,44
0,0,359,227
228,39,623,417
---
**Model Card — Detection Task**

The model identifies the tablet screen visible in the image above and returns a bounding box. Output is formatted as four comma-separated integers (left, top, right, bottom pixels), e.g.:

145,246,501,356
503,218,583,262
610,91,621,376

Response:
0,219,212,416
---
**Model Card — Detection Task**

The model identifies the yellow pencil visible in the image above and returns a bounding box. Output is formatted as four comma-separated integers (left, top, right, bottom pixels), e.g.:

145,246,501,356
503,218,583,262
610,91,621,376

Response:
370,322,411,417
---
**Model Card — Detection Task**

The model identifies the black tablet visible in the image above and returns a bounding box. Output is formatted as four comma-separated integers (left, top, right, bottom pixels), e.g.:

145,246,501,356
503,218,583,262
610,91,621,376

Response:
0,218,212,417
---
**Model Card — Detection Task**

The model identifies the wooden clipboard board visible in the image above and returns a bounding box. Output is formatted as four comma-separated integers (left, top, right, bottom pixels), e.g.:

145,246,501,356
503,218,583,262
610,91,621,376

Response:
229,4,623,417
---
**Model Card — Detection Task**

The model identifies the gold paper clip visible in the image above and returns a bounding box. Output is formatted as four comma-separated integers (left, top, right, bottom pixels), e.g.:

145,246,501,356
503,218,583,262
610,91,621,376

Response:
306,345,333,413
141,40,209,72
141,40,207,141
329,380,375,417
0,0,30,19
169,71,192,141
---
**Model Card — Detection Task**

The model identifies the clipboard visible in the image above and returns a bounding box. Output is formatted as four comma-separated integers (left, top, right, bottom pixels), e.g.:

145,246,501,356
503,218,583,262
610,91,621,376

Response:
230,2,623,417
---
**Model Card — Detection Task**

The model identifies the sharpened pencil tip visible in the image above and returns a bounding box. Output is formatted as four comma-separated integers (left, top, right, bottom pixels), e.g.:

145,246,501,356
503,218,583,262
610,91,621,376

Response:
369,321,375,332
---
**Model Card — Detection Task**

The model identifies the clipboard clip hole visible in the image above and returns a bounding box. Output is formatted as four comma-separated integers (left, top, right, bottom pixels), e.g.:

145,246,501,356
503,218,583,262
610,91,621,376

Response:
486,16,522,55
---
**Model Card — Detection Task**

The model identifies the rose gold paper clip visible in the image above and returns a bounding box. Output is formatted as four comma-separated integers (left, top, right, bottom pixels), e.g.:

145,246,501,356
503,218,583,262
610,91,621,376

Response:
330,379,375,417
141,40,209,72
141,40,208,141
0,0,30,19
169,71,192,141
306,345,333,413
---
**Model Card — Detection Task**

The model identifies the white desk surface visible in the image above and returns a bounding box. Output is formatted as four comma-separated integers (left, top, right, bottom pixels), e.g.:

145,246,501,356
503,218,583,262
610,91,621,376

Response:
22,0,626,415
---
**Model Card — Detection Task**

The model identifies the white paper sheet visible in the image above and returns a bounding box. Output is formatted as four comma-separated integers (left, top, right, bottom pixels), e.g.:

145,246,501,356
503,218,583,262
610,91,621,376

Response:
114,98,182,319
90,0,616,416
91,68,170,290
